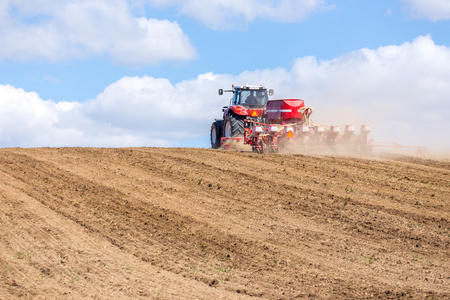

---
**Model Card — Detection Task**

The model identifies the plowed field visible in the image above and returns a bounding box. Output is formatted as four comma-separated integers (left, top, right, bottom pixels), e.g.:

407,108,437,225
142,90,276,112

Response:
0,147,449,299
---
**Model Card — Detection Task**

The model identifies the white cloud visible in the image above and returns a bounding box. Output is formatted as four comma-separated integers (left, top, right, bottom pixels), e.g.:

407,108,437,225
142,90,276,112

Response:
0,35,449,150
401,0,450,20
0,84,169,147
83,73,231,141
0,0,196,66
283,35,450,149
148,0,332,29
0,84,69,146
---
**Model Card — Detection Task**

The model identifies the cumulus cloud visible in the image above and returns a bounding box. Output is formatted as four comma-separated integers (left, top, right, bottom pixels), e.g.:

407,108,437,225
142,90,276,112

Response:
148,0,332,29
0,35,449,149
83,74,229,142
0,0,196,66
0,84,170,147
401,0,450,20
284,35,450,149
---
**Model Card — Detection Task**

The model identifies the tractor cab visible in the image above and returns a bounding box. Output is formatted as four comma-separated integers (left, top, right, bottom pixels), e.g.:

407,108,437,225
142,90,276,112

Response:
219,84,273,109
233,88,269,108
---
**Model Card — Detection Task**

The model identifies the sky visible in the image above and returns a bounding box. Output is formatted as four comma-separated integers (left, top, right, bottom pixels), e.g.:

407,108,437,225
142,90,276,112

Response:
0,0,449,149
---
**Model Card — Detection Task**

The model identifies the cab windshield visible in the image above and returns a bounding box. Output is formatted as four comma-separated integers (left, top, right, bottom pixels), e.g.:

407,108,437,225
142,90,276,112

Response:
234,89,268,107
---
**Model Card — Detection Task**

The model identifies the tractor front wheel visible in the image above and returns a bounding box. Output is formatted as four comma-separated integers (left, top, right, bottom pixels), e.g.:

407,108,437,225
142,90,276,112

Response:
222,113,244,138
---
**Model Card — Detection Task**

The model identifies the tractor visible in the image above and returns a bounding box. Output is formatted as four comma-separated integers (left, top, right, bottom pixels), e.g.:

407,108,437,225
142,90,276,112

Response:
211,84,377,153
210,84,273,149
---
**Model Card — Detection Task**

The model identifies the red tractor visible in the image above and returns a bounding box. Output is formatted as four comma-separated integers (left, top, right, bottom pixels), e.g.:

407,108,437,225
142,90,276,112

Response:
210,84,273,149
211,84,373,153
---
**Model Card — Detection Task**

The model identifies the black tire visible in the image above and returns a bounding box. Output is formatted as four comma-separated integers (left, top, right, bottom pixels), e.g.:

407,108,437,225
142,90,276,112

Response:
210,122,221,149
222,113,244,138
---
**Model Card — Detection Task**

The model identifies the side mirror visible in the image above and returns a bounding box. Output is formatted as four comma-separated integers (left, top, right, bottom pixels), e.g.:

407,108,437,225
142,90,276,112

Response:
269,89,274,96
218,89,223,95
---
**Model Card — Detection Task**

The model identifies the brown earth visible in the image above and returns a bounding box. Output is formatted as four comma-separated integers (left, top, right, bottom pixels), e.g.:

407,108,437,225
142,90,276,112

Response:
0,147,449,299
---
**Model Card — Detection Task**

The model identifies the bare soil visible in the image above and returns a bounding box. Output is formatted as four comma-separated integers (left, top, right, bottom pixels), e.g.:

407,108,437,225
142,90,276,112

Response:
0,147,449,299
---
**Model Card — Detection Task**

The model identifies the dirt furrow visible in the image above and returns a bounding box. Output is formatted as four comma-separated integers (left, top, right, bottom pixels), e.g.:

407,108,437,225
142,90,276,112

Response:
0,147,449,299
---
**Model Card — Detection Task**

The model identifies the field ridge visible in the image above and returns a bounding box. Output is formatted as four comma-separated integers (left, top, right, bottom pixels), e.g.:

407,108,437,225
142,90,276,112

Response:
0,147,449,299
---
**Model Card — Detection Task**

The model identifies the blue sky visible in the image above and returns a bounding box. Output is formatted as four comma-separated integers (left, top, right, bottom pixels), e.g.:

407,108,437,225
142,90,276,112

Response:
0,0,449,149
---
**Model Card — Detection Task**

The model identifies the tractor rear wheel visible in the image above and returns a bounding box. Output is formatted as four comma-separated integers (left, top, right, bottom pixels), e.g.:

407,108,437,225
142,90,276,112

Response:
210,122,221,149
222,113,244,138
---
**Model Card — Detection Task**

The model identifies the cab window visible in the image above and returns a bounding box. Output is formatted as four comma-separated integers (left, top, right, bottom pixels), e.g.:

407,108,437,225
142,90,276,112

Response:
233,91,241,105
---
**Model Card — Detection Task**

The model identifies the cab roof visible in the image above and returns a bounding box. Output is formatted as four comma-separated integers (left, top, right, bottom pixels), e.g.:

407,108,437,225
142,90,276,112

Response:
232,84,267,91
